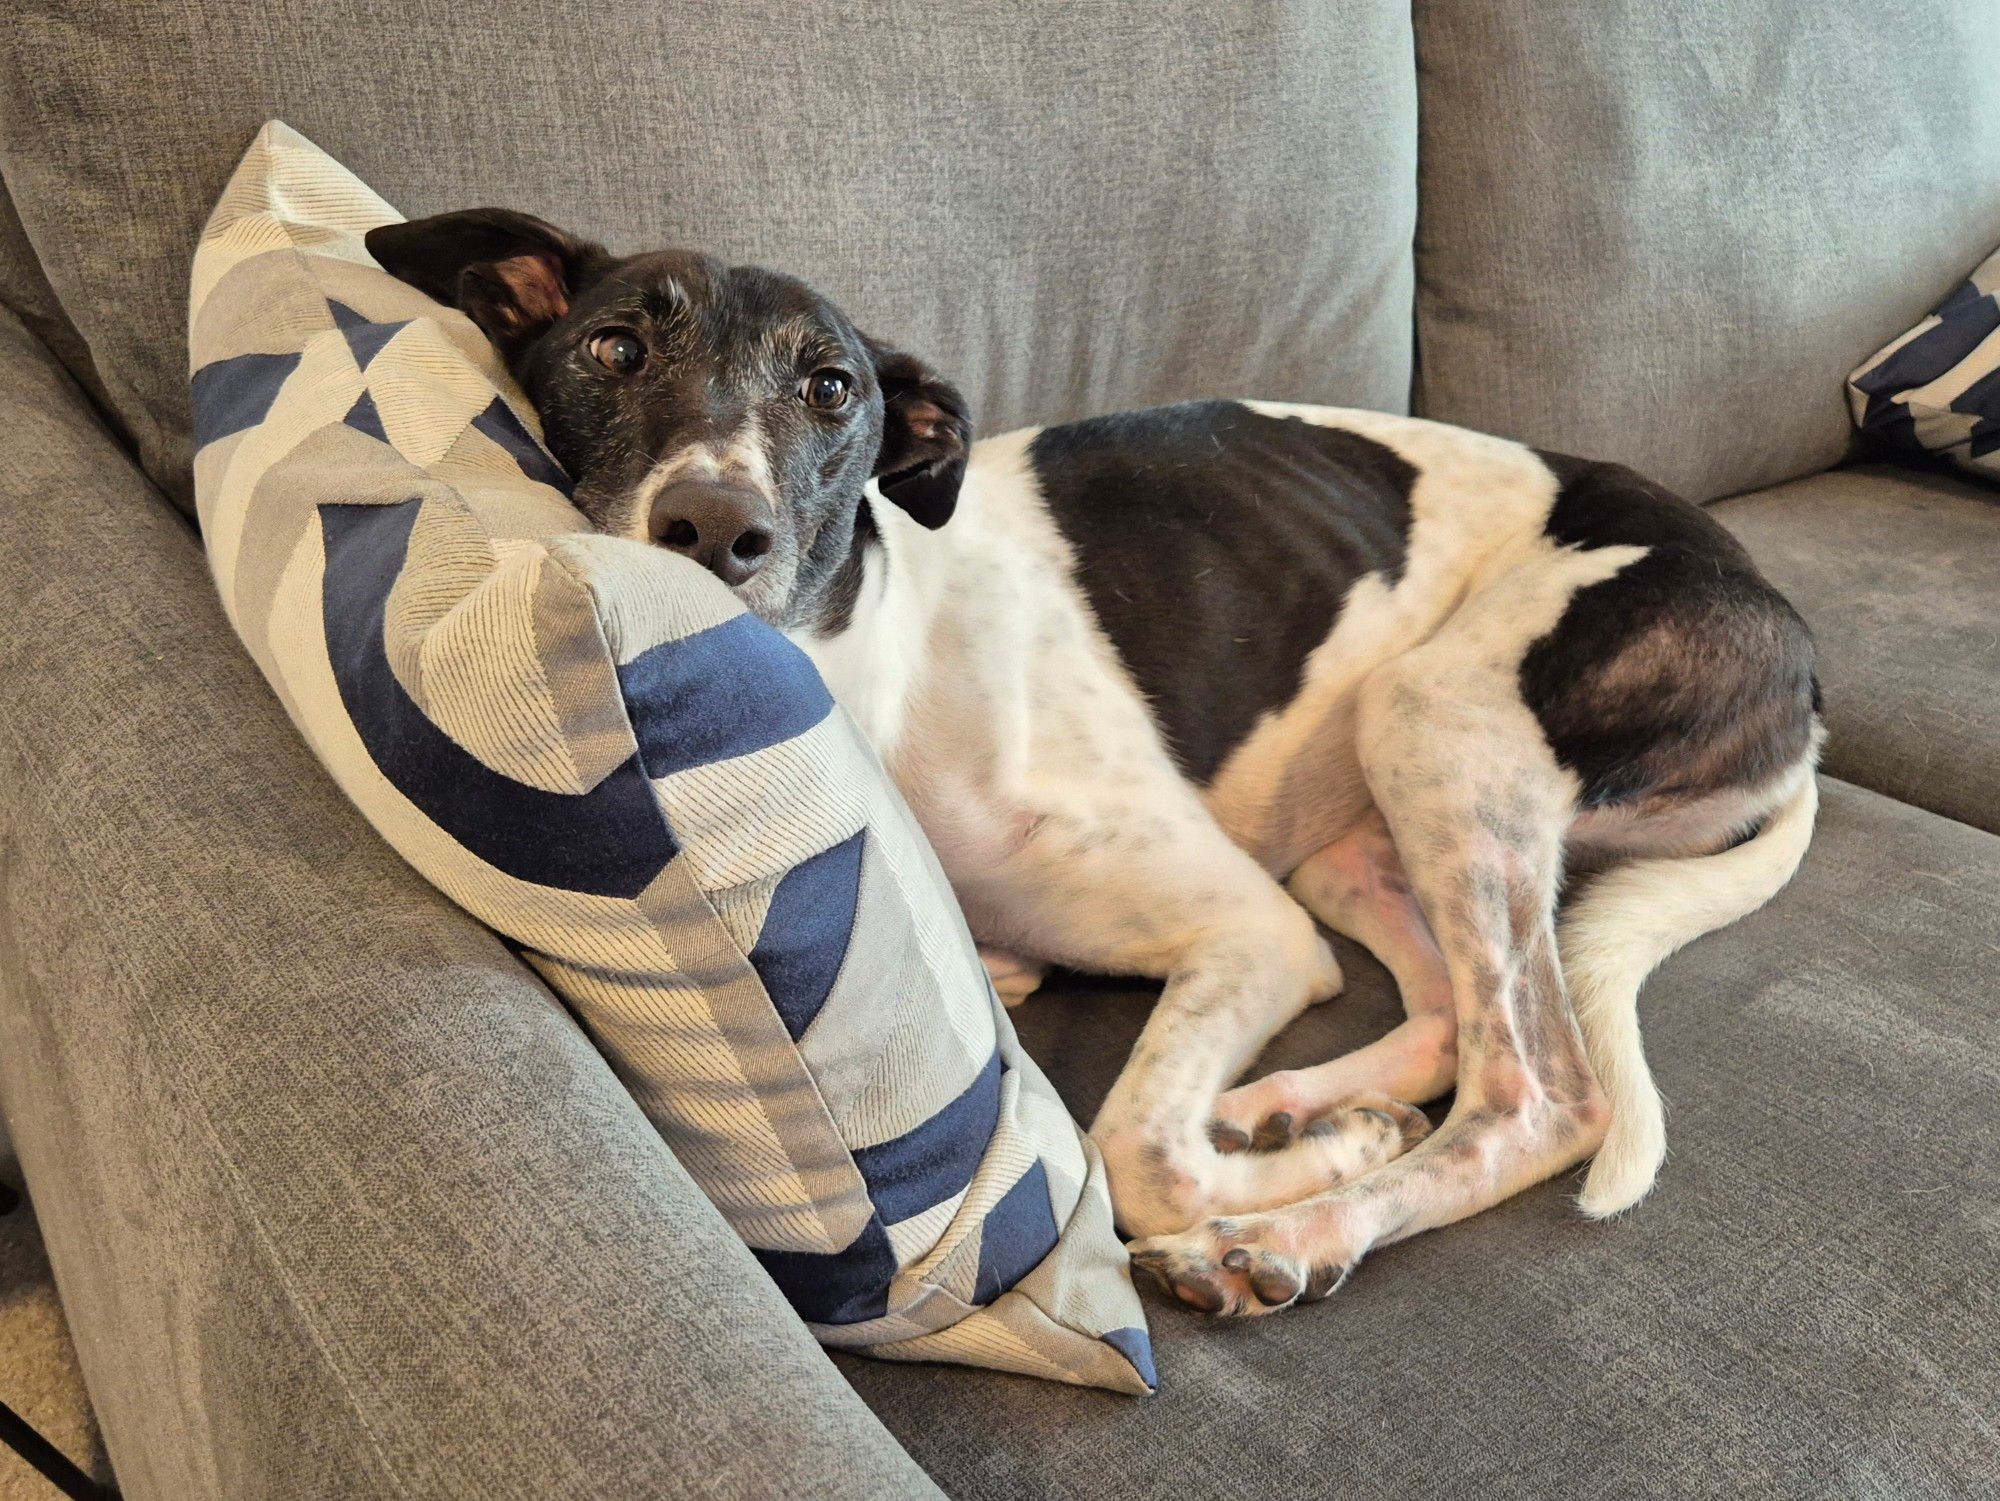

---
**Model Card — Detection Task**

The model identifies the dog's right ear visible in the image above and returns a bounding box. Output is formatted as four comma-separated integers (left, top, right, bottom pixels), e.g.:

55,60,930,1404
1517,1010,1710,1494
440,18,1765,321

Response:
365,209,609,362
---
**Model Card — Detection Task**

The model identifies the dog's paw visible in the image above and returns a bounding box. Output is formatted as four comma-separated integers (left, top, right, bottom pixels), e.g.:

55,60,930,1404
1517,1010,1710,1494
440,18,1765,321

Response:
1127,1217,1354,1317
1211,1084,1431,1159
979,948,1047,1010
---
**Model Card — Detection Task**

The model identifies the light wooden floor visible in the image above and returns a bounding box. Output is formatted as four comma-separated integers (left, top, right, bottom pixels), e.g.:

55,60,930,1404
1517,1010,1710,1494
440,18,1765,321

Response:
0,1156,109,1499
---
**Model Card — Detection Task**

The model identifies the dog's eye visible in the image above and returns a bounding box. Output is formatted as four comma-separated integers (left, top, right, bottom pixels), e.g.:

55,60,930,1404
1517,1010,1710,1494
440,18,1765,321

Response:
588,329,647,375
801,369,851,411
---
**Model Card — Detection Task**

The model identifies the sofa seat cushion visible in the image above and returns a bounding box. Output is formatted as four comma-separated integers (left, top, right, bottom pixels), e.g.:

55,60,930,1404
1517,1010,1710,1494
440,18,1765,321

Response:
840,778,1999,1499
1714,463,2000,834
1,0,1416,515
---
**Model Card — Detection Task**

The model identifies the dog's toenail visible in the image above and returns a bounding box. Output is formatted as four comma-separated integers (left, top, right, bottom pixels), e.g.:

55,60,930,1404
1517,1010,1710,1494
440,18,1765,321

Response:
1173,1276,1227,1313
1299,1262,1348,1303
1129,1247,1167,1264
1252,1113,1293,1151
1208,1122,1251,1153
1222,1248,1251,1271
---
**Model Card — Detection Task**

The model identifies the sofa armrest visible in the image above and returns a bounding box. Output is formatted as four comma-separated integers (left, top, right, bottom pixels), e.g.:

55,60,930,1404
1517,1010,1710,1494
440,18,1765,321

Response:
0,309,939,1500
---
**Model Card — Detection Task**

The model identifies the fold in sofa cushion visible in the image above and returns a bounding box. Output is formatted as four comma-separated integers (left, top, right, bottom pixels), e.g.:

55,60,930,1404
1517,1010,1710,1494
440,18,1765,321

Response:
4,0,1415,515
842,778,2000,1500
1713,463,2000,836
1848,244,2000,482
1412,0,2000,502
187,121,1152,1394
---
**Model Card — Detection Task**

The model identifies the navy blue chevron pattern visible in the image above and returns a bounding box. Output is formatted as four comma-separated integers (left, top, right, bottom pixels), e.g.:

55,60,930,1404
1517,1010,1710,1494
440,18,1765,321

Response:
342,389,389,443
975,1158,1059,1303
474,397,575,495
1850,268,2000,471
755,1050,1016,1325
852,1052,1005,1225
750,829,865,1040
319,500,678,899
618,614,834,778
753,1218,898,1326
327,300,409,370
192,349,300,448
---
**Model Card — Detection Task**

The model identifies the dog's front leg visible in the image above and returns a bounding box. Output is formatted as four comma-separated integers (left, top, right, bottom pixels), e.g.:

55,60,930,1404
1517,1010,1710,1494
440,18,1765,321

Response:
1209,808,1460,1151
1081,834,1448,1235
1087,903,1346,1238
972,788,1352,1235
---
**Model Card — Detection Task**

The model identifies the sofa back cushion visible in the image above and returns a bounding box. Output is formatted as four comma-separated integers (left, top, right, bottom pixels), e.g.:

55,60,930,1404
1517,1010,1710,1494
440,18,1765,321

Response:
1412,0,2000,501
1,0,1416,515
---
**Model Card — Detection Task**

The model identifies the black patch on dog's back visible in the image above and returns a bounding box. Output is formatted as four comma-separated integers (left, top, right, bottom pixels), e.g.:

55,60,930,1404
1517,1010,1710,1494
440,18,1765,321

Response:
1029,401,1416,783
1521,453,1819,808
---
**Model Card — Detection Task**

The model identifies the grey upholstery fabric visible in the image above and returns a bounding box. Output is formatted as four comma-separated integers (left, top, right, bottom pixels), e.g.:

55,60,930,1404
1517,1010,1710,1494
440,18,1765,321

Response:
1411,0,2000,502
0,0,1417,515
842,778,2000,1499
0,310,940,1501
1716,463,2000,835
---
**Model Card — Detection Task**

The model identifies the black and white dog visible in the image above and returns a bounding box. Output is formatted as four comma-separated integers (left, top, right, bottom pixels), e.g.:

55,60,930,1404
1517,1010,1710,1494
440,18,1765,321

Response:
372,212,1821,1317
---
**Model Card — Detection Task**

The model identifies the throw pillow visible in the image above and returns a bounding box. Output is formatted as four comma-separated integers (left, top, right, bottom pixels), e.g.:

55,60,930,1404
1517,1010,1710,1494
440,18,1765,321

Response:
187,120,1154,1395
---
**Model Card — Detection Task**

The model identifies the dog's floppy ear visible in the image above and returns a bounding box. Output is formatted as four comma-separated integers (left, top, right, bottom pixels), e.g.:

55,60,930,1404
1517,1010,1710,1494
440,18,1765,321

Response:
866,340,972,529
365,208,609,362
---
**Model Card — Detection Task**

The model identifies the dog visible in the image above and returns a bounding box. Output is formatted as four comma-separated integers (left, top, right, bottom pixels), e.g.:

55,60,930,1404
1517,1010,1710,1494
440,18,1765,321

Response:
370,210,1822,1317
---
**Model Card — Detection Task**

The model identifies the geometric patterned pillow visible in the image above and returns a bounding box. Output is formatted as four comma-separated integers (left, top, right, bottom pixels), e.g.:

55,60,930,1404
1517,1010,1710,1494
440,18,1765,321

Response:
187,121,1154,1395
1849,242,2000,483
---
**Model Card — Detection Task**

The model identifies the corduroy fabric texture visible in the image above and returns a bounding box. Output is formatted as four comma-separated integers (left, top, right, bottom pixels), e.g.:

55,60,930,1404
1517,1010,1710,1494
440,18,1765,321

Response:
1411,0,2000,502
1,0,1417,516
1848,243,2000,483
186,122,1152,1394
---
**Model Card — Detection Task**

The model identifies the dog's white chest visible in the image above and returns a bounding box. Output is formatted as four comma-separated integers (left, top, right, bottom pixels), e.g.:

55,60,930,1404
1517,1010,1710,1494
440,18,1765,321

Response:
792,453,1215,940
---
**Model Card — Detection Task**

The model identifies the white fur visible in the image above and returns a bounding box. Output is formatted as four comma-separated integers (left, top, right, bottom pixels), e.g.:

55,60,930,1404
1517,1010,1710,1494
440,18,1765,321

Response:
1565,768,1821,1217
626,415,779,540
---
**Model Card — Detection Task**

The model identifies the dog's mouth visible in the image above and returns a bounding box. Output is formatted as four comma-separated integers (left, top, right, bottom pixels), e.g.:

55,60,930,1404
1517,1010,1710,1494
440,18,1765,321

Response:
718,550,799,626
728,571,783,620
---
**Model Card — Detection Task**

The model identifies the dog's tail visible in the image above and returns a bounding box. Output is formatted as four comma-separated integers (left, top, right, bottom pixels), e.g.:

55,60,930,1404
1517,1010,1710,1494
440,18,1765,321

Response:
1563,772,1819,1219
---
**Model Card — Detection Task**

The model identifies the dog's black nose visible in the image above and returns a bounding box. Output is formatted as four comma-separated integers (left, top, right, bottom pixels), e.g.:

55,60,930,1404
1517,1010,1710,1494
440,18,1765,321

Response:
648,481,775,586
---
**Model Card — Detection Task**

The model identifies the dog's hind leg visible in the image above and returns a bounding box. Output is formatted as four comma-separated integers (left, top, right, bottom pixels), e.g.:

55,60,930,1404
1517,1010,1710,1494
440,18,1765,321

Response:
1130,617,1613,1314
1210,810,1458,1155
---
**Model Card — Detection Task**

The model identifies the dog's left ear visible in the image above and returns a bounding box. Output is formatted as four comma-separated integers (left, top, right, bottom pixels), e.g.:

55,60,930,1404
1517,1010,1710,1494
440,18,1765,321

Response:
365,208,609,364
867,341,972,529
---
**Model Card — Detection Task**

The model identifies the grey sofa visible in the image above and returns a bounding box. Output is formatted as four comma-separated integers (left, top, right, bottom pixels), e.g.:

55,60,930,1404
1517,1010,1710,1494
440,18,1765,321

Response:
1,3,1995,1497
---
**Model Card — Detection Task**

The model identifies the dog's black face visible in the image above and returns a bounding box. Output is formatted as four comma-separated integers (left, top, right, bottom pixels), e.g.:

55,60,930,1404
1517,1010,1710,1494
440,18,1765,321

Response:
366,209,970,629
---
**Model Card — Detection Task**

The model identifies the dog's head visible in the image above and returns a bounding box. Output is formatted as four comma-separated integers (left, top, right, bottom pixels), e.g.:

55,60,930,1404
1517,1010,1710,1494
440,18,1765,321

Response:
366,209,970,628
